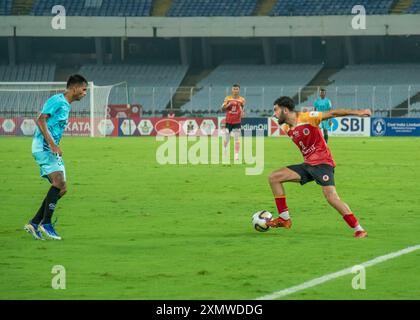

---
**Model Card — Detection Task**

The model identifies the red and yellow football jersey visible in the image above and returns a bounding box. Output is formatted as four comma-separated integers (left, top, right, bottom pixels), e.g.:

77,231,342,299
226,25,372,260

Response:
281,111,336,167
223,95,246,124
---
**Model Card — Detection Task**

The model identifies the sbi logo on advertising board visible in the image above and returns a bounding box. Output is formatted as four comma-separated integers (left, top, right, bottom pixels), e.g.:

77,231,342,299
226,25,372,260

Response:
330,118,367,133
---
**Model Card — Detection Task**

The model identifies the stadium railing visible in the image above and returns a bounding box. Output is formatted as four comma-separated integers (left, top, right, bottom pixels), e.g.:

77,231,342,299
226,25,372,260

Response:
1,84,419,119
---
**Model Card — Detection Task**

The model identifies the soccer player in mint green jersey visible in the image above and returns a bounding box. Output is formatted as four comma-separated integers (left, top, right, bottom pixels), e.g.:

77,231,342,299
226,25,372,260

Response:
24,75,87,240
314,88,333,143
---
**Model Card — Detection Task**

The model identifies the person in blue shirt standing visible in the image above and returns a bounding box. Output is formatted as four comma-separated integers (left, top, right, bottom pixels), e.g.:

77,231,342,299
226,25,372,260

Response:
24,74,88,240
314,88,333,143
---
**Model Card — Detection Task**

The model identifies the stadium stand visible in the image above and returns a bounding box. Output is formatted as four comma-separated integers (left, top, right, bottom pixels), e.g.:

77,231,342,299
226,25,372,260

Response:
180,64,323,116
406,0,420,13
78,64,189,114
0,64,55,81
298,64,420,116
408,101,420,117
166,0,258,16
270,0,396,16
30,0,152,16
0,64,56,116
0,0,12,15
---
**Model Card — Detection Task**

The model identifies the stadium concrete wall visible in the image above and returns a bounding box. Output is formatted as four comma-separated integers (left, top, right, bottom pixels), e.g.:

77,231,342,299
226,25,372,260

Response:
1,15,420,38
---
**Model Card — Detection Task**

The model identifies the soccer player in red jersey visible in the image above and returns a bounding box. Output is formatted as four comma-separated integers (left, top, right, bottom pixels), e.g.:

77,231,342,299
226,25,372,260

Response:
222,84,246,161
266,96,371,238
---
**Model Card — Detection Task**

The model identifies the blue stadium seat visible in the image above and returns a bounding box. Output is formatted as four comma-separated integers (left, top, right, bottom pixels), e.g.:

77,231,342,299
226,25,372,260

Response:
297,64,420,112
0,64,57,117
0,0,12,15
180,64,323,115
30,0,152,16
77,64,189,113
406,0,420,13
270,0,397,16
166,0,257,17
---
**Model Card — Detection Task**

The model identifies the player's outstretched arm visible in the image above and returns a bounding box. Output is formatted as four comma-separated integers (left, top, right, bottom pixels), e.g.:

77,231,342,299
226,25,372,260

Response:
322,108,371,120
36,114,62,156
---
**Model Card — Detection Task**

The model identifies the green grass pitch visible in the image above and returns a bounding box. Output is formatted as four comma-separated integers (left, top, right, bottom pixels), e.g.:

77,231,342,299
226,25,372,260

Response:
1,136,420,300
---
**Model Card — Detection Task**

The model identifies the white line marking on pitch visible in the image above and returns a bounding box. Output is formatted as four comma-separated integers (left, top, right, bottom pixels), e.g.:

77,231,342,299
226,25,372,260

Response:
256,244,420,300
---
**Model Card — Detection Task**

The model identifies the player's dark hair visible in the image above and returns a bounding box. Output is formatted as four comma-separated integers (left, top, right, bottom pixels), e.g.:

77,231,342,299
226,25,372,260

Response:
320,88,326,92
67,74,88,88
273,96,295,111
232,84,240,88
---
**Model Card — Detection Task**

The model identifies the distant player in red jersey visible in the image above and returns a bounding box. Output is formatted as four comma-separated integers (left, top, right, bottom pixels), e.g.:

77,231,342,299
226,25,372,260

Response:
222,84,246,161
266,96,371,238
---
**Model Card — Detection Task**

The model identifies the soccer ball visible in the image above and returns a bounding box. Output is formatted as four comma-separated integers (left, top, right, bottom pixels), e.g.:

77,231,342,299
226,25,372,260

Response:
252,211,273,232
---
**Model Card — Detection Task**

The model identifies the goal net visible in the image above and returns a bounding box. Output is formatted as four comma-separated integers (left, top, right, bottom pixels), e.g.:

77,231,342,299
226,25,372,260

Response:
0,81,128,137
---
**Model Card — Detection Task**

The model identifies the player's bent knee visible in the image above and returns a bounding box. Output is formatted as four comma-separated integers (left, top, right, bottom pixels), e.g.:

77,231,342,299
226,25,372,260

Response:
51,173,65,188
268,172,279,184
268,171,286,184
53,180,65,190
59,188,67,197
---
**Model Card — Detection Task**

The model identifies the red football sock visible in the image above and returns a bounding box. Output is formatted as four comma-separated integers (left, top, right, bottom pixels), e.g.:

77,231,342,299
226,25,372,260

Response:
343,213,359,228
275,196,288,214
234,140,240,154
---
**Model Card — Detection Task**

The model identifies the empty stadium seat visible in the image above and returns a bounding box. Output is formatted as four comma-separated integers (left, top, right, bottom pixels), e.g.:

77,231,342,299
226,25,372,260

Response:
406,0,420,13
181,64,322,116
30,0,152,16
270,0,396,16
408,102,420,117
298,65,420,113
78,64,189,114
167,0,257,17
0,64,57,116
0,0,12,15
